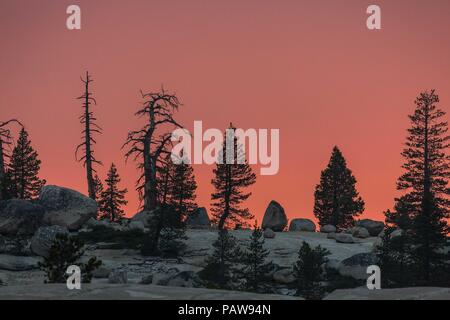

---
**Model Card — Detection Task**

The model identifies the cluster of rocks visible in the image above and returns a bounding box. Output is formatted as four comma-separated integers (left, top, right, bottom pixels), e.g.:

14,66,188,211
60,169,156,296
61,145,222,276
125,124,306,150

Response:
259,200,385,246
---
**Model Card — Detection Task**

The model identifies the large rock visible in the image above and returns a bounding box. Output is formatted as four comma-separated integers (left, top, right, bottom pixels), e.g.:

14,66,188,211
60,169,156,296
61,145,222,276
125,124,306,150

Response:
31,226,69,258
0,254,41,271
40,186,97,231
352,227,370,239
131,209,159,227
335,233,355,244
165,271,204,288
262,201,287,232
0,199,45,236
273,268,296,284
108,270,127,284
129,221,145,232
186,207,211,227
338,253,378,280
289,218,316,232
320,225,336,233
356,219,384,237
263,228,276,239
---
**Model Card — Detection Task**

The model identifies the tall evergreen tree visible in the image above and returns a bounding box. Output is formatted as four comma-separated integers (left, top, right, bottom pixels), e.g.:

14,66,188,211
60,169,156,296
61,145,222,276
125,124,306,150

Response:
293,241,330,300
387,90,449,284
313,146,364,230
0,119,22,200
75,71,102,200
93,174,104,204
9,128,45,199
240,221,271,292
169,156,198,218
211,124,256,230
98,163,128,222
199,229,242,289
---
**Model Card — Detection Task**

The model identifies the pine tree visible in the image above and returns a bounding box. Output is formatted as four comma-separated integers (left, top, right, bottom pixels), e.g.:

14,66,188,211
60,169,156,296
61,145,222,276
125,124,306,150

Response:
240,221,271,292
169,157,198,218
293,241,330,300
374,227,414,288
8,128,45,199
387,90,449,284
0,119,22,200
93,174,104,204
98,163,128,222
199,229,242,288
313,146,364,230
75,71,102,201
211,124,256,230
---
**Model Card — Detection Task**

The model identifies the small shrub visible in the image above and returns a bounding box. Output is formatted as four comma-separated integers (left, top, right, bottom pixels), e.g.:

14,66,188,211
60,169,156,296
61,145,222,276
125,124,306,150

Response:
78,225,145,249
39,234,102,283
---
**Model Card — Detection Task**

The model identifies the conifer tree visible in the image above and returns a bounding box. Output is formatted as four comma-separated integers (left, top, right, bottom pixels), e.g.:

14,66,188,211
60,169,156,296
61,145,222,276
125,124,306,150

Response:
98,163,128,222
9,128,45,199
240,221,271,292
387,90,449,284
0,119,22,200
169,156,198,218
199,229,242,288
75,71,102,201
293,241,330,300
93,174,104,204
313,146,364,230
211,124,256,230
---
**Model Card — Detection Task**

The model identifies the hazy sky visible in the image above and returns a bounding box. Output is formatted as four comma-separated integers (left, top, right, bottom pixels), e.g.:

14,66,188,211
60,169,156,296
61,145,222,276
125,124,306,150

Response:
1,0,449,224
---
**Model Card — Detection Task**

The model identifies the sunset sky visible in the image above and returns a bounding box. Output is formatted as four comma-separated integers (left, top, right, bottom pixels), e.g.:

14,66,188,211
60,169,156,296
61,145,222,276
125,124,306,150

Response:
1,0,449,225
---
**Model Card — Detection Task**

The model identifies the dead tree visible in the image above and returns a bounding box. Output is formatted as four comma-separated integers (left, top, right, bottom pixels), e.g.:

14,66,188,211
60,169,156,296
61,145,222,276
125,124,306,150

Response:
75,71,102,200
0,119,23,200
123,88,182,212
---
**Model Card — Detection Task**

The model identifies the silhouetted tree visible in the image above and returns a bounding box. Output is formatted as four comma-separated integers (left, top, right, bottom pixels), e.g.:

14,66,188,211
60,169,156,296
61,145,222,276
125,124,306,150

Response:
98,163,128,222
313,146,364,230
123,88,182,211
0,119,22,200
39,234,101,284
293,241,330,300
211,124,256,230
169,154,198,218
75,71,102,200
93,174,104,204
199,229,242,289
8,128,45,199
374,227,414,288
387,90,449,284
240,221,271,292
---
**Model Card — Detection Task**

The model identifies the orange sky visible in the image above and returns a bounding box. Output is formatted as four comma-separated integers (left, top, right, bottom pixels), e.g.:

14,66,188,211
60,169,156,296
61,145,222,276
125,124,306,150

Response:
1,0,449,225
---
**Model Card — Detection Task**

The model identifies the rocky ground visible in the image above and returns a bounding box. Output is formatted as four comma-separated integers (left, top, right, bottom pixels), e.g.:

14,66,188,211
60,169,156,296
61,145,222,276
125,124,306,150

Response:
1,185,449,300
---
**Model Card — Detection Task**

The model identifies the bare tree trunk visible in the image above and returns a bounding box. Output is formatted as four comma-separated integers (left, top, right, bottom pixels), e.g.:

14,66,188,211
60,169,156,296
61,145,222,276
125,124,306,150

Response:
84,74,95,200
0,138,4,201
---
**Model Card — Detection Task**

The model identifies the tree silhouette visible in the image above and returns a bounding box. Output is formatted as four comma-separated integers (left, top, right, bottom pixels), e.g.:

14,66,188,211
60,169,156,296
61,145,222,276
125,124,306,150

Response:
240,221,271,292
8,128,45,199
211,124,256,230
199,229,242,289
313,146,364,230
387,90,449,284
293,241,330,300
75,71,102,200
0,119,22,200
93,174,104,204
98,163,128,222
123,88,182,211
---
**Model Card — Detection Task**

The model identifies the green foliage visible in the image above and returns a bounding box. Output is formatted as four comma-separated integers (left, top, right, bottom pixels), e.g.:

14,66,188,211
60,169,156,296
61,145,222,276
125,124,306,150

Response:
293,241,330,300
240,221,272,292
313,146,364,231
38,234,102,284
158,227,187,258
78,225,145,249
211,124,256,230
98,163,128,222
8,128,45,199
199,229,242,289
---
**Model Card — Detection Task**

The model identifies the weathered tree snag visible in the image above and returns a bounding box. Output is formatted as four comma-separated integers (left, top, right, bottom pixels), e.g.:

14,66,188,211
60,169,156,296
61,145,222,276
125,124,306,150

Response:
75,71,102,200
123,88,183,212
